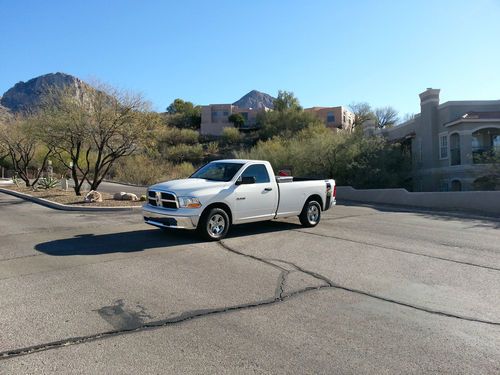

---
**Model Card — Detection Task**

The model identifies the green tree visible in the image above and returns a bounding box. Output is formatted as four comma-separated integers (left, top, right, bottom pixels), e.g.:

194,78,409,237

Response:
0,116,52,187
165,98,201,129
228,113,245,128
273,90,302,112
166,98,194,114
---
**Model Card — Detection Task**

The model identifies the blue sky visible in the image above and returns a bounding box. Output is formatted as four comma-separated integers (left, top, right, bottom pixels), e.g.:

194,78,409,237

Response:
1,0,499,116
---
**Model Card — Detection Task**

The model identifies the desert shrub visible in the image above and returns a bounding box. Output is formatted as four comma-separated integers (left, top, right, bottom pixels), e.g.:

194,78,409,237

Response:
38,176,60,190
112,154,163,185
238,128,410,188
163,143,203,163
258,109,324,140
205,141,219,155
112,154,196,185
166,162,195,179
161,127,199,146
221,127,242,144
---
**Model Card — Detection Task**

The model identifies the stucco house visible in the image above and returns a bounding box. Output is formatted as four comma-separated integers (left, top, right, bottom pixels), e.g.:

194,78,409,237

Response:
365,88,500,191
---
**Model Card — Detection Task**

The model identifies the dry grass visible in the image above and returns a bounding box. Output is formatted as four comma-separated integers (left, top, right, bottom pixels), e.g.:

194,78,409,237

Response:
6,186,143,207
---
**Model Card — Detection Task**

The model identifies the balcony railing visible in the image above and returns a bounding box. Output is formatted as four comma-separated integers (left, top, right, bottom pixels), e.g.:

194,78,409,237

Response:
472,146,499,164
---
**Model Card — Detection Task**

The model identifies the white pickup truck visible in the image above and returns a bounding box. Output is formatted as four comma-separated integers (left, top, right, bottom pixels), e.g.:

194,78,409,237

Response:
143,159,336,240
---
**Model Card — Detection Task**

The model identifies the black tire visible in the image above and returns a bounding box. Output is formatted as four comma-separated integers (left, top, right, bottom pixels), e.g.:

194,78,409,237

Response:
299,200,321,227
198,208,230,241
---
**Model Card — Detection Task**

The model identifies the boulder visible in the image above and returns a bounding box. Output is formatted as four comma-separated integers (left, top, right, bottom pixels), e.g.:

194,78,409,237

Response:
113,192,126,200
121,193,138,201
84,190,102,203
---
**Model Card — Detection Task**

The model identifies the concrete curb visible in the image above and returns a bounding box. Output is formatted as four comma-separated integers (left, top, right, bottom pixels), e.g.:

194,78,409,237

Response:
0,187,143,212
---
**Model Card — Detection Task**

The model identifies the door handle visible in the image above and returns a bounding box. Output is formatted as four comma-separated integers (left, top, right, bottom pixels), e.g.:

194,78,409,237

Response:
264,187,273,191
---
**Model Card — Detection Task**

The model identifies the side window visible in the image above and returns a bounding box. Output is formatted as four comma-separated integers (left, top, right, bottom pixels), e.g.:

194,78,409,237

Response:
241,164,270,183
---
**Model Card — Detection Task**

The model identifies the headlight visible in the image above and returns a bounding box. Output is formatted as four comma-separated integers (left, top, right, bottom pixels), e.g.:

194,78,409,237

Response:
178,196,202,209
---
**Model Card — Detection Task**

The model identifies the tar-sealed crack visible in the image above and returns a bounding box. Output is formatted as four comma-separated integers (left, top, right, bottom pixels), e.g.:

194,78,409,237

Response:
2,239,499,361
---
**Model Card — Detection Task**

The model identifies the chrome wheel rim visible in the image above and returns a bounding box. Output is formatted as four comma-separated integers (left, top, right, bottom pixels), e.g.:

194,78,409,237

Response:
208,214,225,237
307,204,319,224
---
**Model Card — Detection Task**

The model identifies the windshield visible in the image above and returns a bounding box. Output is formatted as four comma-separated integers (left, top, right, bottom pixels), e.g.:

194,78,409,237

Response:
190,162,245,182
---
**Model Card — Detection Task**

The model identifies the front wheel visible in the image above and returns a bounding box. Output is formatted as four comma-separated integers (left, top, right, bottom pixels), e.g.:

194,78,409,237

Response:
299,200,321,227
198,208,230,241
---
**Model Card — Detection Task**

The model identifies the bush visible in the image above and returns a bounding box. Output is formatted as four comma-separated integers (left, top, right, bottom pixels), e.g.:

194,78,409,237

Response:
221,127,242,144
161,127,199,146
111,154,196,185
205,141,219,155
238,128,410,188
258,109,324,140
163,143,204,163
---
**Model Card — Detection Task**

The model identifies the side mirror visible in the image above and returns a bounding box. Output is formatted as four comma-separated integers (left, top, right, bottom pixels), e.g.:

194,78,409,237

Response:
236,176,256,185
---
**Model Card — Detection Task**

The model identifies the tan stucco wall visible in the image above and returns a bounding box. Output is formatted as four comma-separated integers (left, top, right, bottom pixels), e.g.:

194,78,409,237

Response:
305,106,354,130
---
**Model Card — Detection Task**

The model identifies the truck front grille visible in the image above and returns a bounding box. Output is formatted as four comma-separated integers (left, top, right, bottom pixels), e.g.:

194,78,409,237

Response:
147,190,178,209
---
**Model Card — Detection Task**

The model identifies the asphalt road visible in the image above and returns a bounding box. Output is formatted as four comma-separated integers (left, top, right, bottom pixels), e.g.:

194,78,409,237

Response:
0,192,499,374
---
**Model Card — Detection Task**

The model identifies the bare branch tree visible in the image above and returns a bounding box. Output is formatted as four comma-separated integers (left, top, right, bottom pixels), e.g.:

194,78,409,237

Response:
374,106,399,128
39,84,150,195
349,102,374,129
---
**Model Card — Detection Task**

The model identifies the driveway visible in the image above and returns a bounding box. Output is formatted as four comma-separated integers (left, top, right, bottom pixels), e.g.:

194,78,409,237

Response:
0,192,499,374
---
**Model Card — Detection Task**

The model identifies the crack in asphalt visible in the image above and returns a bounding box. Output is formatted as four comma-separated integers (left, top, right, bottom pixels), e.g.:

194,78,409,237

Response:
219,241,500,326
0,282,327,361
2,236,499,362
294,229,500,272
275,270,289,299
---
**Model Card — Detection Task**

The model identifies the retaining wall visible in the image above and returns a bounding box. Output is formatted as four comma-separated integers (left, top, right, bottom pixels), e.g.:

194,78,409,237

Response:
336,186,500,216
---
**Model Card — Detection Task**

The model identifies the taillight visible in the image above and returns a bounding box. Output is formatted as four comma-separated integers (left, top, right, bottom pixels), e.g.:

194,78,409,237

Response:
333,185,336,198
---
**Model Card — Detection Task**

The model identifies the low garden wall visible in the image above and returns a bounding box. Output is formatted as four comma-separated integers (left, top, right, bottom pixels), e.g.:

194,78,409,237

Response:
336,186,500,216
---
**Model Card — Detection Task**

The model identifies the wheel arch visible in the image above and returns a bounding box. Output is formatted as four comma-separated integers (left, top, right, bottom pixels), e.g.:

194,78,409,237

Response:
304,194,324,211
200,202,233,225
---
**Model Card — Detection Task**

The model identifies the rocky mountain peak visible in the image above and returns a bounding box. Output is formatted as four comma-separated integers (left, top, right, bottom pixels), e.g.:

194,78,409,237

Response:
233,90,275,110
0,72,86,113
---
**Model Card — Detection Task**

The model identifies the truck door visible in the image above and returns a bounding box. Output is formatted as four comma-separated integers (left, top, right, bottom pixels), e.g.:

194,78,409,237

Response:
231,163,278,223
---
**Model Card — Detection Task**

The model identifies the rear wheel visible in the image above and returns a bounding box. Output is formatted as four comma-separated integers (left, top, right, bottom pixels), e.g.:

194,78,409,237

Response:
198,208,230,241
299,200,321,227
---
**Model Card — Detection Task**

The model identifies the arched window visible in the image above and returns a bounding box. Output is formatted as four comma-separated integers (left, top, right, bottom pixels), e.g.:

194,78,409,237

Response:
450,133,461,165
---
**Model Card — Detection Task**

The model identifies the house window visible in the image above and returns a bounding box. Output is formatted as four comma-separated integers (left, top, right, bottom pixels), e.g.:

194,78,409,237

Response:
343,114,346,122
223,111,229,116
439,133,448,159
450,133,461,165
326,112,335,123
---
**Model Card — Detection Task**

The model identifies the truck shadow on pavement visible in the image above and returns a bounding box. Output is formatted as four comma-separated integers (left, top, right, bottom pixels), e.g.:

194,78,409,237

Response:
34,220,301,256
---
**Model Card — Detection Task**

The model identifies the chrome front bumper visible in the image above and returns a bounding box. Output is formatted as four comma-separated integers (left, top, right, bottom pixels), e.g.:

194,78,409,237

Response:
143,205,199,230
